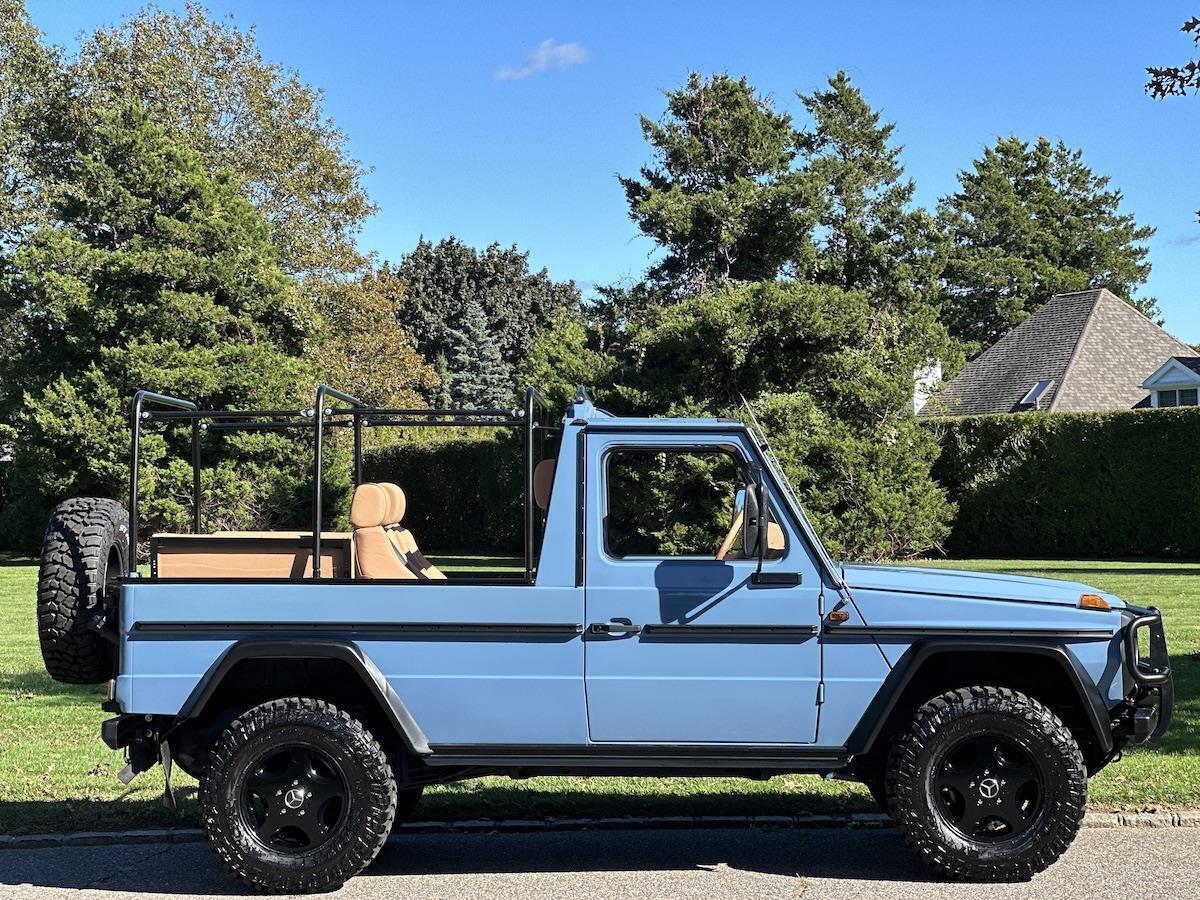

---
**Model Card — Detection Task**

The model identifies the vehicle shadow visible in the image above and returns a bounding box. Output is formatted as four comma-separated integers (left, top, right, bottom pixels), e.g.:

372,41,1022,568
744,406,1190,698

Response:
0,826,935,895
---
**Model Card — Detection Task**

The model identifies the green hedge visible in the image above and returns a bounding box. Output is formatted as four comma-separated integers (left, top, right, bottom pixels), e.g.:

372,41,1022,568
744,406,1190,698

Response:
362,435,524,554
930,407,1200,558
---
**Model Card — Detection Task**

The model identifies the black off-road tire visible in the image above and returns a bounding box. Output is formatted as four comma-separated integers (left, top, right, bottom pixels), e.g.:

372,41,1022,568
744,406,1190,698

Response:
887,686,1087,882
200,698,397,894
37,497,128,684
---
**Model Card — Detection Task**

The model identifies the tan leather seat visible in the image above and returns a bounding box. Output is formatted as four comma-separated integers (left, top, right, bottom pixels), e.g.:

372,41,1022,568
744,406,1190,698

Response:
533,459,555,512
351,483,416,579
378,482,446,580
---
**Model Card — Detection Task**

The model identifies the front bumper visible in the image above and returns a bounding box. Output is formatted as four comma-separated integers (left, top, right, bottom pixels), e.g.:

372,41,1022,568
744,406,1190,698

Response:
1115,605,1173,744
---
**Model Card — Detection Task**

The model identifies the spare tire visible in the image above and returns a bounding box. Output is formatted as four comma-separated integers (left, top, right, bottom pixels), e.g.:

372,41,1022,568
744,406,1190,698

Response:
37,498,129,684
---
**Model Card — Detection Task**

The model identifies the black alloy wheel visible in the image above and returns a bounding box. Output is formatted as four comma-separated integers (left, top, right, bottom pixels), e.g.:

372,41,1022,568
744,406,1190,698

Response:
932,733,1044,842
240,744,349,853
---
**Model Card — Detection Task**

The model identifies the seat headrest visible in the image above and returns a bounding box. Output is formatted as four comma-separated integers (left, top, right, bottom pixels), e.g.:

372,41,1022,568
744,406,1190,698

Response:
350,483,389,529
378,482,406,525
533,459,556,511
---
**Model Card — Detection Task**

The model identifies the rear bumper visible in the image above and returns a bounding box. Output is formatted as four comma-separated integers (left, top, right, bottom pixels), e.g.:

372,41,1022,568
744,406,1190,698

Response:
1115,605,1173,744
101,714,142,751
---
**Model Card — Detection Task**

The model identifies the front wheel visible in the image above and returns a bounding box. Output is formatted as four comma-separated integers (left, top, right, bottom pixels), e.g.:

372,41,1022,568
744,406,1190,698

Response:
199,698,397,893
887,686,1087,882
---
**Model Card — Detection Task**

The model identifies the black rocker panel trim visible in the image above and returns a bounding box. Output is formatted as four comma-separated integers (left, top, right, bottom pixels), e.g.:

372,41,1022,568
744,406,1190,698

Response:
843,639,1114,756
423,743,849,771
175,638,431,755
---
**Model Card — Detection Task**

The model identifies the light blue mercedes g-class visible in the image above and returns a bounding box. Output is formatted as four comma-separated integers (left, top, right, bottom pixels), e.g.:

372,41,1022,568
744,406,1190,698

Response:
36,385,1172,892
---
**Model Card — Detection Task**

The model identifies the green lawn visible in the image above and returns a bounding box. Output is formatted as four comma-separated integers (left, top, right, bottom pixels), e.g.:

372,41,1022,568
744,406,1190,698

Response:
0,557,1195,834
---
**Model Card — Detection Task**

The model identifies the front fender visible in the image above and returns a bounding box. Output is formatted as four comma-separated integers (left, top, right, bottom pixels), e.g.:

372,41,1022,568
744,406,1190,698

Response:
844,639,1114,758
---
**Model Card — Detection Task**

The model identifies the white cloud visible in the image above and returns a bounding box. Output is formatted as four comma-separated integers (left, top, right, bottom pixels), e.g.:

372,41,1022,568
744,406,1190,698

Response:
495,39,590,81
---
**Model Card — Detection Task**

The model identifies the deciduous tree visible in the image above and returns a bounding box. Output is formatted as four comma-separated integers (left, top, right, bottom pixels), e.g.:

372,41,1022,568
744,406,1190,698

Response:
69,1,373,279
314,272,438,411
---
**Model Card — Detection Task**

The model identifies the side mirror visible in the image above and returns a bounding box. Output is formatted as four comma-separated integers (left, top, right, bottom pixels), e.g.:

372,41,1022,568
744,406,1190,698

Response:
741,480,762,556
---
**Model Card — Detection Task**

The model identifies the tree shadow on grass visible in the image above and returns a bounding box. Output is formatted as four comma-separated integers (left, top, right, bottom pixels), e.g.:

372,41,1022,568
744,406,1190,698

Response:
0,669,105,709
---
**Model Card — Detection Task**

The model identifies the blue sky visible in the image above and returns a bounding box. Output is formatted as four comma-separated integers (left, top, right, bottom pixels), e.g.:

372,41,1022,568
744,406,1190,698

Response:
26,1,1200,341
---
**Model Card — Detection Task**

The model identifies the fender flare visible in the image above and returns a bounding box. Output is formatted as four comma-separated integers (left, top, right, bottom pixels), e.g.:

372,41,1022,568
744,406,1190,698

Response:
175,638,430,755
844,639,1113,757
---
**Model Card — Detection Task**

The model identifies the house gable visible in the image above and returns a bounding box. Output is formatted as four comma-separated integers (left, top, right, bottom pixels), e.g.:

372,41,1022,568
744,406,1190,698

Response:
1142,357,1200,390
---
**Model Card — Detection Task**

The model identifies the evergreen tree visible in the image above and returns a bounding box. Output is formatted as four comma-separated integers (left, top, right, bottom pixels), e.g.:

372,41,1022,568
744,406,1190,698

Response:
392,236,578,373
619,73,822,293
798,71,943,303
0,103,320,549
446,297,514,409
939,136,1156,350
797,71,956,404
596,71,958,558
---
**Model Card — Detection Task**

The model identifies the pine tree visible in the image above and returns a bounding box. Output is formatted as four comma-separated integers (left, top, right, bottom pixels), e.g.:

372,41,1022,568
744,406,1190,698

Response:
939,136,1156,350
446,298,514,409
619,73,822,293
798,71,942,303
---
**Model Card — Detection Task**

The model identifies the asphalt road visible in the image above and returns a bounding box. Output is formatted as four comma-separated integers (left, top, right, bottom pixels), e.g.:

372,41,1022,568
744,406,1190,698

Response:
1,826,1195,899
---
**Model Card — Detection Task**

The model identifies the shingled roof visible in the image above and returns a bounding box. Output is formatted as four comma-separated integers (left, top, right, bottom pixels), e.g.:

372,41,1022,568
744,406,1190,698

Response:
919,289,1195,417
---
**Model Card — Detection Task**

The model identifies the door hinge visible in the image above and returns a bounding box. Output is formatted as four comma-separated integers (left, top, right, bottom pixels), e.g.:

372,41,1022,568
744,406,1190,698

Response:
817,682,825,705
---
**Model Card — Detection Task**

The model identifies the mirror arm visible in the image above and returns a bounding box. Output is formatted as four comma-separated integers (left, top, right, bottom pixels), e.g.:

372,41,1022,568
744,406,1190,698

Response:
754,478,767,581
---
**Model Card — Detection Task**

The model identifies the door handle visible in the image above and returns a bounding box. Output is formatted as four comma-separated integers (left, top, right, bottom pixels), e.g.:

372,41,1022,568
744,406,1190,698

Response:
589,620,642,635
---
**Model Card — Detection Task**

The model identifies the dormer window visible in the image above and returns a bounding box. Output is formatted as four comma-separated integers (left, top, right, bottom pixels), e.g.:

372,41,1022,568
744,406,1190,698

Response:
1142,357,1200,410
1157,388,1198,408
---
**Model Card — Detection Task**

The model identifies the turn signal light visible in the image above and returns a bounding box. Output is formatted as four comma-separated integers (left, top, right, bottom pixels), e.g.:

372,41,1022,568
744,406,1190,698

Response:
827,610,850,623
1079,594,1111,611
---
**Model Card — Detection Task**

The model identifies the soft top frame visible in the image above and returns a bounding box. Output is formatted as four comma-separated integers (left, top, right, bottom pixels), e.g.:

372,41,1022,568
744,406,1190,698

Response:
128,385,559,584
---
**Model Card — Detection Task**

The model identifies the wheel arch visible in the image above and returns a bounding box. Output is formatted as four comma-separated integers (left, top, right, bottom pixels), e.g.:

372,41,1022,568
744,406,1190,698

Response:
846,640,1113,768
172,639,430,759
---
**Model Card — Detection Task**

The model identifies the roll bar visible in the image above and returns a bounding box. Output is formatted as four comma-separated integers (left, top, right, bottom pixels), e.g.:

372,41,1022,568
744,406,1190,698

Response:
126,384,559,582
310,385,364,580
128,391,198,570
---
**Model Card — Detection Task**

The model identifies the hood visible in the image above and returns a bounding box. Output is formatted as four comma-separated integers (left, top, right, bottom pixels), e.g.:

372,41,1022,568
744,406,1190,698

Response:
840,563,1125,610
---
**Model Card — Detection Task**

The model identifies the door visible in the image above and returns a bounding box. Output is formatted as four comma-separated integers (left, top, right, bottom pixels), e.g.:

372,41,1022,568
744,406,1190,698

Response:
583,433,822,744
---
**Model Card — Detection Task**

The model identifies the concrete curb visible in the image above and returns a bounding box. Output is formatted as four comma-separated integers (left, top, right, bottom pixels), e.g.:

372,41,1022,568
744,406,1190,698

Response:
2,810,1198,851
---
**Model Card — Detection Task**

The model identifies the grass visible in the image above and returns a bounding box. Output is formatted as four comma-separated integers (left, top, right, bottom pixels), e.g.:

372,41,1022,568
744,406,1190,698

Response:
0,557,1195,834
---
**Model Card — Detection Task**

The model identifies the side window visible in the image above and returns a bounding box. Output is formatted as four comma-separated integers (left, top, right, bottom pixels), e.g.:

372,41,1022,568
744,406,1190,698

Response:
605,447,768,559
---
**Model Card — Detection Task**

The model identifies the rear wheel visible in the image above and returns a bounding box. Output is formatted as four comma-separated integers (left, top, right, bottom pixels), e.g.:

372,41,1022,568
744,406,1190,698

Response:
887,686,1086,882
37,498,128,684
200,698,396,893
